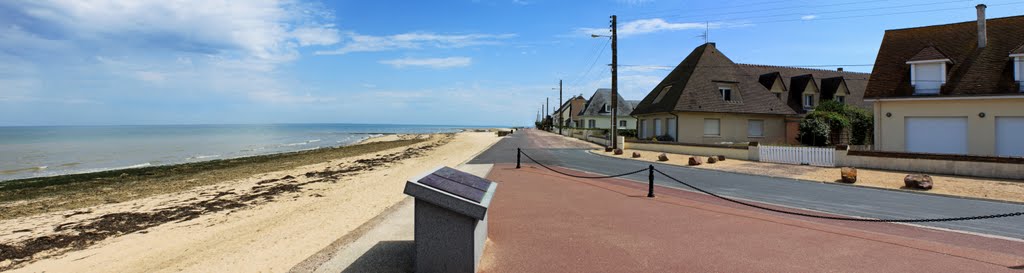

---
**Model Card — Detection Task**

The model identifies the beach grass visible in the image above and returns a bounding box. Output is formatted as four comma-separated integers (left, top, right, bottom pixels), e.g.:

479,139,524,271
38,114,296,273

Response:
0,138,433,220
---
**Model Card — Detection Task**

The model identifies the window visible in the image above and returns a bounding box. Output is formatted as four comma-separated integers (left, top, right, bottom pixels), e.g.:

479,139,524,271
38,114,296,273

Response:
619,120,627,128
803,94,814,109
748,120,764,137
639,119,646,138
603,104,610,112
704,119,720,136
719,87,732,101
1015,56,1023,92
588,119,596,128
909,61,946,94
654,118,663,136
653,85,672,103
835,95,845,104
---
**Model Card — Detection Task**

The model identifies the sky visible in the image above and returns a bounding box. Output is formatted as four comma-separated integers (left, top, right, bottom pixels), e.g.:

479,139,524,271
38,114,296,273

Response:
1,0,1022,127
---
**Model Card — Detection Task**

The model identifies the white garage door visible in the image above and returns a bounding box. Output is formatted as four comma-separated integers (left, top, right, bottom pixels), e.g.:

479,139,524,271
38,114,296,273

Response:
905,117,967,154
996,117,1024,157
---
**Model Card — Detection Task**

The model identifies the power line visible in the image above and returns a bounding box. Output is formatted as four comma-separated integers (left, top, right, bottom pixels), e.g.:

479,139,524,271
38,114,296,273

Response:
568,38,611,90
623,0,893,21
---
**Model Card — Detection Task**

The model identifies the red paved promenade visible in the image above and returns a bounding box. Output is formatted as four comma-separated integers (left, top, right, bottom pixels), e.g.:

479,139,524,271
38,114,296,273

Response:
479,163,1024,273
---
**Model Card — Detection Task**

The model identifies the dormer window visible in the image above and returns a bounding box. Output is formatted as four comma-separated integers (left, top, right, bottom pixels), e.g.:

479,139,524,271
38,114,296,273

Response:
908,59,949,94
835,95,845,104
719,87,732,101
603,104,611,112
803,94,814,109
715,82,739,102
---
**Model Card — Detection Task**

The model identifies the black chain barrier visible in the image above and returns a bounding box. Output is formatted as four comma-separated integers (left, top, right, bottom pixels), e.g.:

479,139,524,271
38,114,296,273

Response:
518,150,648,179
653,168,1024,223
515,147,1024,223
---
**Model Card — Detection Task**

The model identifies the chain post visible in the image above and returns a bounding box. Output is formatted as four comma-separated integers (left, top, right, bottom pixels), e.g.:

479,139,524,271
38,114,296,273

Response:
516,148,521,169
647,165,655,198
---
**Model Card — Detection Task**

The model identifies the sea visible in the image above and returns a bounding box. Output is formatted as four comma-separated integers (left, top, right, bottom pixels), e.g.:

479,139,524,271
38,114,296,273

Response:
0,124,491,182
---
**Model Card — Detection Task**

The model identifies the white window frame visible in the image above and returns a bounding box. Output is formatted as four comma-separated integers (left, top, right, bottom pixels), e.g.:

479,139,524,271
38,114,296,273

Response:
703,118,720,137
907,59,949,95
618,120,627,128
719,87,732,101
604,104,611,112
1013,55,1024,92
803,94,814,109
747,119,764,137
835,95,845,104
588,119,596,128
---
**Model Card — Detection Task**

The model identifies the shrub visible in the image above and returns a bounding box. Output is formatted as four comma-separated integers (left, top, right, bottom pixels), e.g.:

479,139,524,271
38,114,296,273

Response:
797,101,873,146
618,129,637,138
655,135,675,142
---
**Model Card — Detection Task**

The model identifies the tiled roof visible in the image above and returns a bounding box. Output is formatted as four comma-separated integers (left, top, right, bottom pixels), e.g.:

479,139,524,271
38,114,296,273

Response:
1013,43,1024,55
579,88,637,117
631,43,798,116
907,46,951,62
632,43,871,116
865,15,1024,98
820,77,849,101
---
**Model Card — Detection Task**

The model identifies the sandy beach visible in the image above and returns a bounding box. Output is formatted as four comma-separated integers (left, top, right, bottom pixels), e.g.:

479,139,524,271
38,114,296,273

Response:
0,131,502,272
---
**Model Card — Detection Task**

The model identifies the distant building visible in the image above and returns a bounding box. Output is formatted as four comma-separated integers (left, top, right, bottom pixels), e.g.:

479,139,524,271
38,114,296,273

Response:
630,43,869,144
552,95,587,128
577,88,639,130
865,5,1024,156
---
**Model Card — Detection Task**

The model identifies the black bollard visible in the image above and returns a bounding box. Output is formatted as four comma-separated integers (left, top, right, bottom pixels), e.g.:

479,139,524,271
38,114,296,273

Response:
647,165,655,198
516,148,521,169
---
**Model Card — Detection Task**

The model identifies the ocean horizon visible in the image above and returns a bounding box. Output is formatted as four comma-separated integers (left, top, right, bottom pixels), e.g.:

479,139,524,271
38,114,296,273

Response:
0,123,505,182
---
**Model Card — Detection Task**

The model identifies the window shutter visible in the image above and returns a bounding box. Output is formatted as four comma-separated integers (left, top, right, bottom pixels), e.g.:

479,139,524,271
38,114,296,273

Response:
704,119,720,136
748,120,764,137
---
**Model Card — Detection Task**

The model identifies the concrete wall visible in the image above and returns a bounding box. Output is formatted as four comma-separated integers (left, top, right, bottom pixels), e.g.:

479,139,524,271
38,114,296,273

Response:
873,98,1024,156
836,149,1024,179
626,141,751,160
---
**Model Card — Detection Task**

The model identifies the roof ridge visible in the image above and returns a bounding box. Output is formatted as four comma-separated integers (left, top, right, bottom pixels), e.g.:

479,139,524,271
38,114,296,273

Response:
737,63,870,75
884,14,1024,32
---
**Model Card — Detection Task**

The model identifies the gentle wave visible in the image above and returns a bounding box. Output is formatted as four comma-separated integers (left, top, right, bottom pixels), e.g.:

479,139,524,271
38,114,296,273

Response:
188,154,221,160
0,166,49,175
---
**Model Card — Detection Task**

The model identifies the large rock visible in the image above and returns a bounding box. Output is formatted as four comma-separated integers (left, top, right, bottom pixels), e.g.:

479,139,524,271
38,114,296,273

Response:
717,155,726,161
658,153,669,161
904,174,933,190
840,167,857,183
688,157,702,166
613,149,623,155
631,152,641,158
707,157,718,164
605,147,614,152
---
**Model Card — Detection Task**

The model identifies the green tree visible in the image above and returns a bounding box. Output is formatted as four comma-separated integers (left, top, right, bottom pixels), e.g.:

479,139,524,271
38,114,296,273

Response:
797,101,873,146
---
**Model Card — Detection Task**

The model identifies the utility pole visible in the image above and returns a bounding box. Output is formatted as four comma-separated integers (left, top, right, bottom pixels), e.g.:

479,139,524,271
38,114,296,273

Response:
545,97,549,119
558,80,563,135
610,15,619,150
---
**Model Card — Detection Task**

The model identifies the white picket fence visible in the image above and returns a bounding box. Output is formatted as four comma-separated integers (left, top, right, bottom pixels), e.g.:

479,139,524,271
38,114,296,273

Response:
759,145,835,167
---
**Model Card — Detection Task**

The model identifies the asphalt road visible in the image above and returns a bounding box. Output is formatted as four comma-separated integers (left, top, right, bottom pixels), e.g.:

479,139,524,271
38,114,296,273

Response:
470,129,1024,239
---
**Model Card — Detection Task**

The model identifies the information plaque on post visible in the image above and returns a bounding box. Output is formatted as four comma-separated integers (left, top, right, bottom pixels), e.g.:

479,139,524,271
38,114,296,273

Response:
403,166,498,273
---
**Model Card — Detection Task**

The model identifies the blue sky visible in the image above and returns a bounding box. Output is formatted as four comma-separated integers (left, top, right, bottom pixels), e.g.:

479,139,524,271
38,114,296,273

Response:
1,0,1021,127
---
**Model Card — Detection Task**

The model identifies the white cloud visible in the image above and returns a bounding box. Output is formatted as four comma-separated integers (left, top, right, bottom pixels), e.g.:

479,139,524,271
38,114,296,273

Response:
2,1,339,68
578,18,719,37
316,32,516,55
801,15,818,21
619,65,672,73
379,57,473,69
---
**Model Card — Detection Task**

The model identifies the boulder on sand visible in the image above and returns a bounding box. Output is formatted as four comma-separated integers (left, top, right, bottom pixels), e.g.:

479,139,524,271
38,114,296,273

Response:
614,149,623,155
707,157,718,164
840,167,857,183
605,147,614,152
632,152,641,158
688,157,702,166
717,155,726,161
904,174,933,190
658,153,669,161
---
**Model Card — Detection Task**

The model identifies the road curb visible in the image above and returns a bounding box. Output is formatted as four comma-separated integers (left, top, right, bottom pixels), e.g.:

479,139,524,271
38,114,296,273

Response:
586,149,1024,206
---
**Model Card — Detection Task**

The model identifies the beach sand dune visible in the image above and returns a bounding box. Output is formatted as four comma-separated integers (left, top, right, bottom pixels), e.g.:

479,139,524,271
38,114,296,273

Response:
1,132,501,272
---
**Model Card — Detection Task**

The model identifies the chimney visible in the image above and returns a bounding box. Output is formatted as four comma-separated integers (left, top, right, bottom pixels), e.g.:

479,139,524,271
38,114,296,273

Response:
977,4,987,48
837,67,844,72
